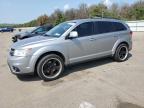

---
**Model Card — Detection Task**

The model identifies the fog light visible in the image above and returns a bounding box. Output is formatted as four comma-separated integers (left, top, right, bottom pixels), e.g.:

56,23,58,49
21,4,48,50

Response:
12,66,20,72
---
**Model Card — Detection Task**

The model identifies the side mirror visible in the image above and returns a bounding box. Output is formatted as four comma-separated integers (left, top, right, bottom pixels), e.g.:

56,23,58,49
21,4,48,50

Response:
34,31,38,34
69,31,78,39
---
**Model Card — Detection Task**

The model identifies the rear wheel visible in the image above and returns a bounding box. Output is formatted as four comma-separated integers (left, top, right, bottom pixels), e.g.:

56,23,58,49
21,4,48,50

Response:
113,43,129,62
37,54,64,81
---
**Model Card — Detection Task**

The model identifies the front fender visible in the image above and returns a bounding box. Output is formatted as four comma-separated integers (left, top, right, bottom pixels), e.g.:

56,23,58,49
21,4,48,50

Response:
29,46,68,72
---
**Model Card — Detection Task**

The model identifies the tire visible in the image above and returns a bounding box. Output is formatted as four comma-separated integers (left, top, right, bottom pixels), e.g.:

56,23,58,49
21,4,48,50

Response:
113,43,129,62
37,54,64,81
12,37,17,42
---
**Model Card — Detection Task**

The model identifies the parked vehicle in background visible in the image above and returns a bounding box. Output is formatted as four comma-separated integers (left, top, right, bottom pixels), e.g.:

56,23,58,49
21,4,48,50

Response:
8,18,132,81
12,24,53,42
0,27,14,32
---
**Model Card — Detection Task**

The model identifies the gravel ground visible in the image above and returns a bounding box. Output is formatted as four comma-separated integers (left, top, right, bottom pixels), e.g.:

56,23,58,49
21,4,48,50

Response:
0,32,144,108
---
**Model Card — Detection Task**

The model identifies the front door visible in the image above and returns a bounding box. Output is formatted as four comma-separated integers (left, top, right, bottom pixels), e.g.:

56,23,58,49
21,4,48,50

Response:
65,22,95,63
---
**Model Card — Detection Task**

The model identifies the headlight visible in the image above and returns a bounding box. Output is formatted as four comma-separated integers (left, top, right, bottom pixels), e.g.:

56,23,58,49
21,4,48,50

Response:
13,48,32,57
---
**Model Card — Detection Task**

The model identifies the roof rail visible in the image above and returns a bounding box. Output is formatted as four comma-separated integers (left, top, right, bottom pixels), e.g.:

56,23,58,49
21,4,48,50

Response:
91,16,120,20
90,16,102,19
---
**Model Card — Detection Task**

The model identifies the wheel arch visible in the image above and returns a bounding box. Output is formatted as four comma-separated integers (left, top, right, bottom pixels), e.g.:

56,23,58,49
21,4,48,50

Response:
112,41,129,56
34,51,66,74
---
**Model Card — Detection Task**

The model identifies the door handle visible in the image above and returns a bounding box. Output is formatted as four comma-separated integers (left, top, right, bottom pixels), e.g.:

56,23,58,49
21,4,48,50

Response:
89,38,96,41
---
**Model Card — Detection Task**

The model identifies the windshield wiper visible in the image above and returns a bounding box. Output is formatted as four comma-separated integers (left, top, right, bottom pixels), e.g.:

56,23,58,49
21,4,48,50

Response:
43,34,57,38
43,34,51,36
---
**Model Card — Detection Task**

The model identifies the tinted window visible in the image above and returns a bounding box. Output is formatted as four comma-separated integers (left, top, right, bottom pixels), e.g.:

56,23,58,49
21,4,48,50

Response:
113,22,127,31
94,21,127,35
46,26,53,31
34,27,45,33
73,22,93,37
94,21,114,34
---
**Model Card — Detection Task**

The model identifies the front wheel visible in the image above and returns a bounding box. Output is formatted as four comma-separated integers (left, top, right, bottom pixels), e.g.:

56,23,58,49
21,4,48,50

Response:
37,54,64,81
113,43,129,62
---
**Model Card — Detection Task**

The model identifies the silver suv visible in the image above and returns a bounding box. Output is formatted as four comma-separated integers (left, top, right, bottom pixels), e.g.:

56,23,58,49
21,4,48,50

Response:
7,18,132,81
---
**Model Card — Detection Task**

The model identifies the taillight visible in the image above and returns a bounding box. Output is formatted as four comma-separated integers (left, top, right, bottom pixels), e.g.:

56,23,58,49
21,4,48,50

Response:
130,31,133,36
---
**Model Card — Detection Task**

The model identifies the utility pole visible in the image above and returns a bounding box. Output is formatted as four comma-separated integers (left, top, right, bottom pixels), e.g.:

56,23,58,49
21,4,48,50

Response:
101,0,105,18
102,8,104,18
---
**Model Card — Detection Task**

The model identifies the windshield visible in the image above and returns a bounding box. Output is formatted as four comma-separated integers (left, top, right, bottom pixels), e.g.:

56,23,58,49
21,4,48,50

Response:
31,27,41,33
45,22,75,37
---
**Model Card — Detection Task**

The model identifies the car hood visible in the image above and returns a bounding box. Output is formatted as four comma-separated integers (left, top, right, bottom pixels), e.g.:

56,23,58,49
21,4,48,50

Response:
11,35,57,49
15,31,31,37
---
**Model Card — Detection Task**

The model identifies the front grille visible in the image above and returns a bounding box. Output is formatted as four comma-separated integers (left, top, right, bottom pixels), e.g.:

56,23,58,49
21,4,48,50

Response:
10,48,15,56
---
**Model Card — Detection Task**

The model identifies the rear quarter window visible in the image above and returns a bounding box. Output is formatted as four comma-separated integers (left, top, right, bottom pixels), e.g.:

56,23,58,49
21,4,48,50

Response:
113,22,127,32
93,21,127,35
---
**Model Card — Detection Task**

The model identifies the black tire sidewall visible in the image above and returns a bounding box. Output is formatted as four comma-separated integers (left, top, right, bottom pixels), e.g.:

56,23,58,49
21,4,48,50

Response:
37,54,64,81
114,44,129,62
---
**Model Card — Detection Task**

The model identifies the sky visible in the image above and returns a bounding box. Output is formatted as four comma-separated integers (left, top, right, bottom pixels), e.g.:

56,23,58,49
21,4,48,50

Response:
0,0,138,24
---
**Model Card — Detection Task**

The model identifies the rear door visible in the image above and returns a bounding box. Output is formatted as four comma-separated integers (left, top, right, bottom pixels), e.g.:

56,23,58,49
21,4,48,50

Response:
91,21,118,57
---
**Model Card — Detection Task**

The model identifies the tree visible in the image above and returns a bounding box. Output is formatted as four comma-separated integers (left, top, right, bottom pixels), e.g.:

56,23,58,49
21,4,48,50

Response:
130,1,144,20
89,4,108,18
64,8,77,20
53,9,66,25
37,14,49,26
109,3,120,19
5,0,144,28
119,4,131,20
76,4,89,19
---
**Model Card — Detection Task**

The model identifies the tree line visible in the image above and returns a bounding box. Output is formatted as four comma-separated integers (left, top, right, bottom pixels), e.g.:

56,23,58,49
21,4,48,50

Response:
3,0,144,28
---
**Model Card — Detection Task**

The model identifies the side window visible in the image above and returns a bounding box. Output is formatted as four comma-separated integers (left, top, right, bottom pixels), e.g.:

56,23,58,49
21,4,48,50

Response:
113,22,127,31
46,26,53,31
73,22,93,37
34,27,44,33
94,22,99,34
42,27,49,32
94,21,114,34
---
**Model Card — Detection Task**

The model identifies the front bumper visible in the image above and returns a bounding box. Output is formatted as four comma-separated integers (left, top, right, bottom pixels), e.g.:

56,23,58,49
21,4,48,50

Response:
7,55,34,75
